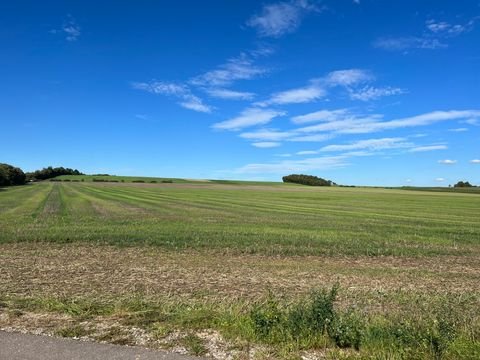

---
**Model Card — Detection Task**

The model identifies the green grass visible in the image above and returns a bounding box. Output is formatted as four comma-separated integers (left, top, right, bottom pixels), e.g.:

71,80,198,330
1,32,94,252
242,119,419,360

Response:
1,181,479,358
52,174,195,183
0,182,479,257
399,186,480,195
52,174,284,185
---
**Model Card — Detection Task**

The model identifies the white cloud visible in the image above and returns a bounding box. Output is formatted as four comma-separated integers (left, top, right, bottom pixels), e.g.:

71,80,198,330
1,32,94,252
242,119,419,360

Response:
435,177,445,182
408,145,448,152
212,108,286,131
252,142,281,148
373,37,446,51
464,118,479,126
132,81,212,113
257,83,326,106
349,86,404,101
256,68,398,108
179,97,213,113
320,137,411,152
288,133,333,142
426,19,476,37
235,155,348,174
191,56,266,87
246,0,319,38
205,88,255,100
449,127,468,132
470,159,480,164
295,110,480,135
438,159,457,165
296,150,318,155
374,17,477,52
325,69,373,87
291,109,350,124
240,129,292,141
51,16,81,41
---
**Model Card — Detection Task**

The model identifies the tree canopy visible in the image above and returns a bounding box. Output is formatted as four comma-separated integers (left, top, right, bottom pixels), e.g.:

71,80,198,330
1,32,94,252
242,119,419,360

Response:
282,174,336,186
0,163,26,186
26,166,84,181
454,181,474,188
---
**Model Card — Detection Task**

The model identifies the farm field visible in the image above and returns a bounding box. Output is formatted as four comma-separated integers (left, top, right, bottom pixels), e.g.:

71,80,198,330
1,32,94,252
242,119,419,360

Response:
1,181,479,359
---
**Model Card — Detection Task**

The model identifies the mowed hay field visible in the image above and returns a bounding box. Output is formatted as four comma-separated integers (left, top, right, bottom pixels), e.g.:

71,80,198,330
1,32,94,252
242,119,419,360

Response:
1,181,479,359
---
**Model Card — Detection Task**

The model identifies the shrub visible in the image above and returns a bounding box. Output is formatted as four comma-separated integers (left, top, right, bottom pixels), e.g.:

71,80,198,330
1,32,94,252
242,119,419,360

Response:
132,180,145,183
327,310,364,350
162,180,173,183
248,285,359,348
150,180,157,183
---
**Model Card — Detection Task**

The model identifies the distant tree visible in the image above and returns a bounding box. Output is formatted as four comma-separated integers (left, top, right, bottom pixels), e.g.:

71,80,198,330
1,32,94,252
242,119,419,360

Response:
26,166,84,181
0,163,26,186
282,174,337,186
453,181,474,188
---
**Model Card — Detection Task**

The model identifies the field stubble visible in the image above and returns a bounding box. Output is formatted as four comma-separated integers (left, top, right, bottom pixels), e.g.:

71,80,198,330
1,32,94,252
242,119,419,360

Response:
0,182,479,358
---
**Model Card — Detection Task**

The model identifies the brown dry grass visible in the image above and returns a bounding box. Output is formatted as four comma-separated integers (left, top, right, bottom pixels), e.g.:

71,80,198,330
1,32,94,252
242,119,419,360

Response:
1,243,478,304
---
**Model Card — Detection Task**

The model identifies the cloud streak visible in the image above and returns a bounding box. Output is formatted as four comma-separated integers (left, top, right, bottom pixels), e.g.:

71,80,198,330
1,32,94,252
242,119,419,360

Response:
438,159,457,165
132,81,213,113
247,0,320,38
212,108,286,130
374,17,478,52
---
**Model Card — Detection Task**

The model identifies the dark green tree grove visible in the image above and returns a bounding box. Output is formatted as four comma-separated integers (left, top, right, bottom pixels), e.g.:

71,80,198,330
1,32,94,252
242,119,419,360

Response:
282,174,336,186
0,163,26,186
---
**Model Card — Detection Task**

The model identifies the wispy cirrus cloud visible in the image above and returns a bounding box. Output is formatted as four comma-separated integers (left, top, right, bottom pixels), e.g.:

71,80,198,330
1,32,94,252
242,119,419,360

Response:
295,110,480,135
374,17,478,52
251,142,282,148
438,159,457,165
256,81,326,106
373,37,446,51
50,15,81,41
205,88,256,100
240,129,293,141
291,109,350,124
131,81,213,113
408,145,447,152
348,86,405,101
234,155,349,174
320,137,412,152
247,0,320,38
256,69,392,107
190,55,267,87
324,69,373,87
212,108,286,131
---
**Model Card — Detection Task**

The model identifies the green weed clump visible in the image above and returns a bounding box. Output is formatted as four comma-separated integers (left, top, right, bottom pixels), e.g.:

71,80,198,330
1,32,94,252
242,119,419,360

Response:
250,285,364,350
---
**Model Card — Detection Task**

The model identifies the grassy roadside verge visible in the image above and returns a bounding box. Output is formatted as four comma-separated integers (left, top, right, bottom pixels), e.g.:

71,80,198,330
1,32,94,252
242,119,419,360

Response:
1,287,479,359
1,243,479,359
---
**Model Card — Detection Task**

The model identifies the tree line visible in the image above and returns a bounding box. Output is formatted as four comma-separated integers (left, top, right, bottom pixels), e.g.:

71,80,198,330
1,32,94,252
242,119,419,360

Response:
0,163,84,186
282,174,337,186
26,166,84,181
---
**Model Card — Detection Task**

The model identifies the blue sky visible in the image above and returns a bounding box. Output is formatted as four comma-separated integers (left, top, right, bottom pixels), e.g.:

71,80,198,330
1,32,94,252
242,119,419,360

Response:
1,0,479,186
